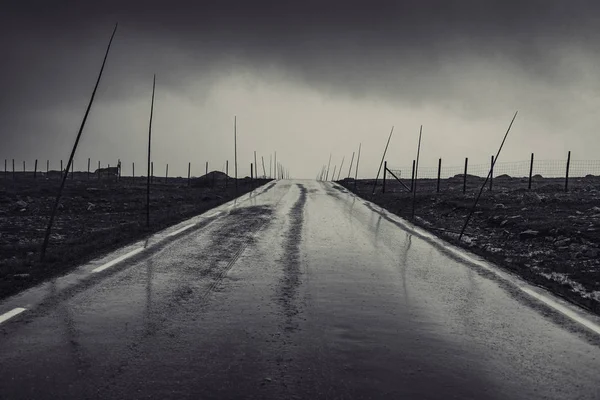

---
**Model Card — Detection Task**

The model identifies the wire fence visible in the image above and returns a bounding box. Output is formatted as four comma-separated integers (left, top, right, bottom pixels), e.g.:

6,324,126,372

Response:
388,159,600,180
385,154,600,193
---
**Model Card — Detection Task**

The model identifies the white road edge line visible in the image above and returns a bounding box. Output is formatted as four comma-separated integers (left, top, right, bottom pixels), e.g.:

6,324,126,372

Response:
167,223,196,237
92,247,145,273
520,287,600,336
0,307,27,324
341,185,600,337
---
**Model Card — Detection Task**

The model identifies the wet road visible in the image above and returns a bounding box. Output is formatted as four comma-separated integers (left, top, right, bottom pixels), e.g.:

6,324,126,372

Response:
1,180,600,399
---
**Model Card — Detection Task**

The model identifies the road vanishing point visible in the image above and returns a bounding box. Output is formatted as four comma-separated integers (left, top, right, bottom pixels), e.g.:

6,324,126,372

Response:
1,180,599,399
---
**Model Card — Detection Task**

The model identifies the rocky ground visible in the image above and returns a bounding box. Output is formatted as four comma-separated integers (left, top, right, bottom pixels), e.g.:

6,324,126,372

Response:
0,173,269,300
341,175,600,315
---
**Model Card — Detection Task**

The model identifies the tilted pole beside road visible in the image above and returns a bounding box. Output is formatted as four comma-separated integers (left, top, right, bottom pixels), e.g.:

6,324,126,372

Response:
41,23,118,261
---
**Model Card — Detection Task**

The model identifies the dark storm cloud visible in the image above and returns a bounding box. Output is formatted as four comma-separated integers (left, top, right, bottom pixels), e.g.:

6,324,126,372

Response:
2,0,600,147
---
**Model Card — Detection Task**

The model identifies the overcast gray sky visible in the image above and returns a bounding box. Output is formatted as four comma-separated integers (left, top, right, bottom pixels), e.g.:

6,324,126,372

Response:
2,1,600,178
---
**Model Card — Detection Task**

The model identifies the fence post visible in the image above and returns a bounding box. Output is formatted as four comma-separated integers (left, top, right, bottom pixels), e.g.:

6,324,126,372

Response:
151,162,154,183
23,161,25,174
463,157,468,194
489,155,494,191
12,159,15,180
226,160,229,188
565,151,571,192
132,162,135,182
98,160,101,180
251,162,254,182
437,158,441,193
187,162,191,186
61,160,63,174
528,153,534,190
46,160,49,175
4,159,7,180
410,160,416,192
165,164,168,183
383,161,387,193
87,158,90,179
34,159,38,179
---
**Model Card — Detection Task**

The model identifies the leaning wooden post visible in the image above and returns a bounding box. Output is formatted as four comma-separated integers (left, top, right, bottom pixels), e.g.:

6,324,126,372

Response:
436,158,441,193
165,164,168,183
410,160,416,192
132,162,135,183
459,111,518,241
146,74,156,228
251,163,254,186
382,161,387,193
23,160,25,174
528,153,534,190
98,160,101,180
234,116,238,193
46,160,49,175
12,159,15,180
372,126,394,195
354,143,362,190
41,23,118,261
337,157,345,181
347,151,355,179
151,162,154,183
226,160,229,188
489,155,494,191
463,157,468,194
411,125,423,220
34,159,38,179
331,165,337,182
4,159,7,180
87,158,90,179
261,156,266,179
565,151,571,192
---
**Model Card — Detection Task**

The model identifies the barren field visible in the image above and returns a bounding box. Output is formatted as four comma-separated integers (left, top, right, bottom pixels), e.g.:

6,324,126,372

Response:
0,174,269,300
341,175,600,315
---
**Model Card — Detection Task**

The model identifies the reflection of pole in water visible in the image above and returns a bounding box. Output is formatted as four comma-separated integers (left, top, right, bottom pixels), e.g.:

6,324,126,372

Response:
400,233,412,303
52,279,90,373
145,256,154,335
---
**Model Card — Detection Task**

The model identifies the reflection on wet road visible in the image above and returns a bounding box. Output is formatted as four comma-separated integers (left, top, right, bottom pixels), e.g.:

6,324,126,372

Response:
1,180,599,399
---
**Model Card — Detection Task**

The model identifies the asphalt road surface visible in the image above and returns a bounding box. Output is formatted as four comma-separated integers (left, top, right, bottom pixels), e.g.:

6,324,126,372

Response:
1,180,600,399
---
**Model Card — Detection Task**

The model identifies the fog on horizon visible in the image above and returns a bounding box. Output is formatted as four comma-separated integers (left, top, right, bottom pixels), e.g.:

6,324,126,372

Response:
2,1,600,179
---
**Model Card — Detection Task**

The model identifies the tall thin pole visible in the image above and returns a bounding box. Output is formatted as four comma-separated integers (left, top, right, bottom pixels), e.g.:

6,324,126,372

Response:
254,151,258,180
165,164,168,183
354,143,362,190
146,74,156,228
337,157,345,181
261,156,266,178
274,152,277,180
41,23,118,261
347,152,355,179
234,116,238,192
372,126,394,195
187,162,191,186
459,111,518,241
332,165,337,182
411,125,423,220
87,158,91,179
325,154,331,181
269,155,272,179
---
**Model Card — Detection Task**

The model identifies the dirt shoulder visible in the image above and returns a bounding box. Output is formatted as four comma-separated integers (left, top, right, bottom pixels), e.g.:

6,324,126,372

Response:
0,176,270,300
341,176,600,316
